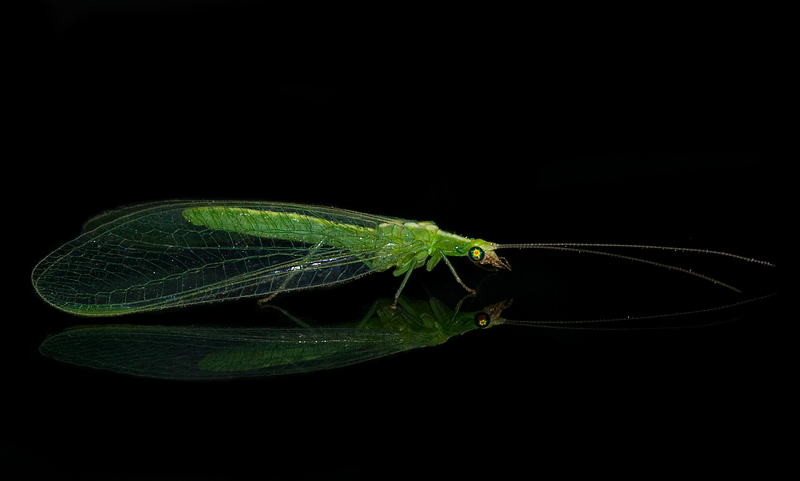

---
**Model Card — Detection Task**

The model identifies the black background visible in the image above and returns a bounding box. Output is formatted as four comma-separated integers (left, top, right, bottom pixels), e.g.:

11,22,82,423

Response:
9,2,787,480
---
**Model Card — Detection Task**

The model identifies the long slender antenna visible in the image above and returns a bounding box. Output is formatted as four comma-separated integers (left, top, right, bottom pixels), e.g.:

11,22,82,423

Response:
497,243,774,266
498,293,777,331
495,243,774,293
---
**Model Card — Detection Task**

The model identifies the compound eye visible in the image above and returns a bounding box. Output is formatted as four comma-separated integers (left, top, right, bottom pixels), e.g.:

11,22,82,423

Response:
473,312,491,328
467,246,485,263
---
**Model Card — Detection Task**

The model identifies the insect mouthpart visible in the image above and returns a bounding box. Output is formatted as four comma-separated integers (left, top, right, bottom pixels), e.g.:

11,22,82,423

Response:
474,299,513,327
467,246,511,271
481,252,510,271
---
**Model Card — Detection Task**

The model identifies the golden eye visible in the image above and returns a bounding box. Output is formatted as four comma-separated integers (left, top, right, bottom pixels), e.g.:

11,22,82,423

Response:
473,312,491,328
468,246,485,262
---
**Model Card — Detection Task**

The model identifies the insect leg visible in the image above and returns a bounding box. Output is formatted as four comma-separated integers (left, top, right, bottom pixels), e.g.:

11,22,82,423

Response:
257,239,328,308
256,292,281,307
440,252,477,296
443,292,478,330
357,300,383,328
260,304,312,328
391,267,416,310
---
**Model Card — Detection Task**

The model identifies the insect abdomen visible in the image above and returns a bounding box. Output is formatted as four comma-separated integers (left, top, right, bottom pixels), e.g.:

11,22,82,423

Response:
183,207,374,249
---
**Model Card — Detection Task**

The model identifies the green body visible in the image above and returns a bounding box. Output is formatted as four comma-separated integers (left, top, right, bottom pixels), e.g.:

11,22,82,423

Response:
38,296,507,379
32,201,504,316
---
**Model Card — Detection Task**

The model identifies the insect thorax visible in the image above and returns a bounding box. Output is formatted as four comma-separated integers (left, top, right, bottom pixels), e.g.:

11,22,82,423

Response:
371,221,475,272
377,221,439,244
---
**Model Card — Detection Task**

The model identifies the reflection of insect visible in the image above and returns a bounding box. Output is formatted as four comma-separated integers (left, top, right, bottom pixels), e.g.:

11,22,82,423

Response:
38,296,511,379
32,200,773,316
38,293,775,380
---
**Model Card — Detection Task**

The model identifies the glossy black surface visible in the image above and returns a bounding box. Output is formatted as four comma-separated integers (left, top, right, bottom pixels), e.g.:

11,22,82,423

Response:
11,3,786,480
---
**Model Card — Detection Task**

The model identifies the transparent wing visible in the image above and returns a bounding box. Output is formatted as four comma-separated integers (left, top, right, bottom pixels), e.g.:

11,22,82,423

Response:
32,201,411,316
39,325,411,379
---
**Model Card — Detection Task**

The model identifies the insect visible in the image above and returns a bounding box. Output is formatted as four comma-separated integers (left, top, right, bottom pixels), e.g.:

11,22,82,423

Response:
32,200,772,316
38,293,773,379
37,296,510,379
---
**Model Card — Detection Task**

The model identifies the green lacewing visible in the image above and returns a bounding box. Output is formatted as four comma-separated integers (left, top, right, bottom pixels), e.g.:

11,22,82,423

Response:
37,296,509,379
38,293,773,379
32,200,772,317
